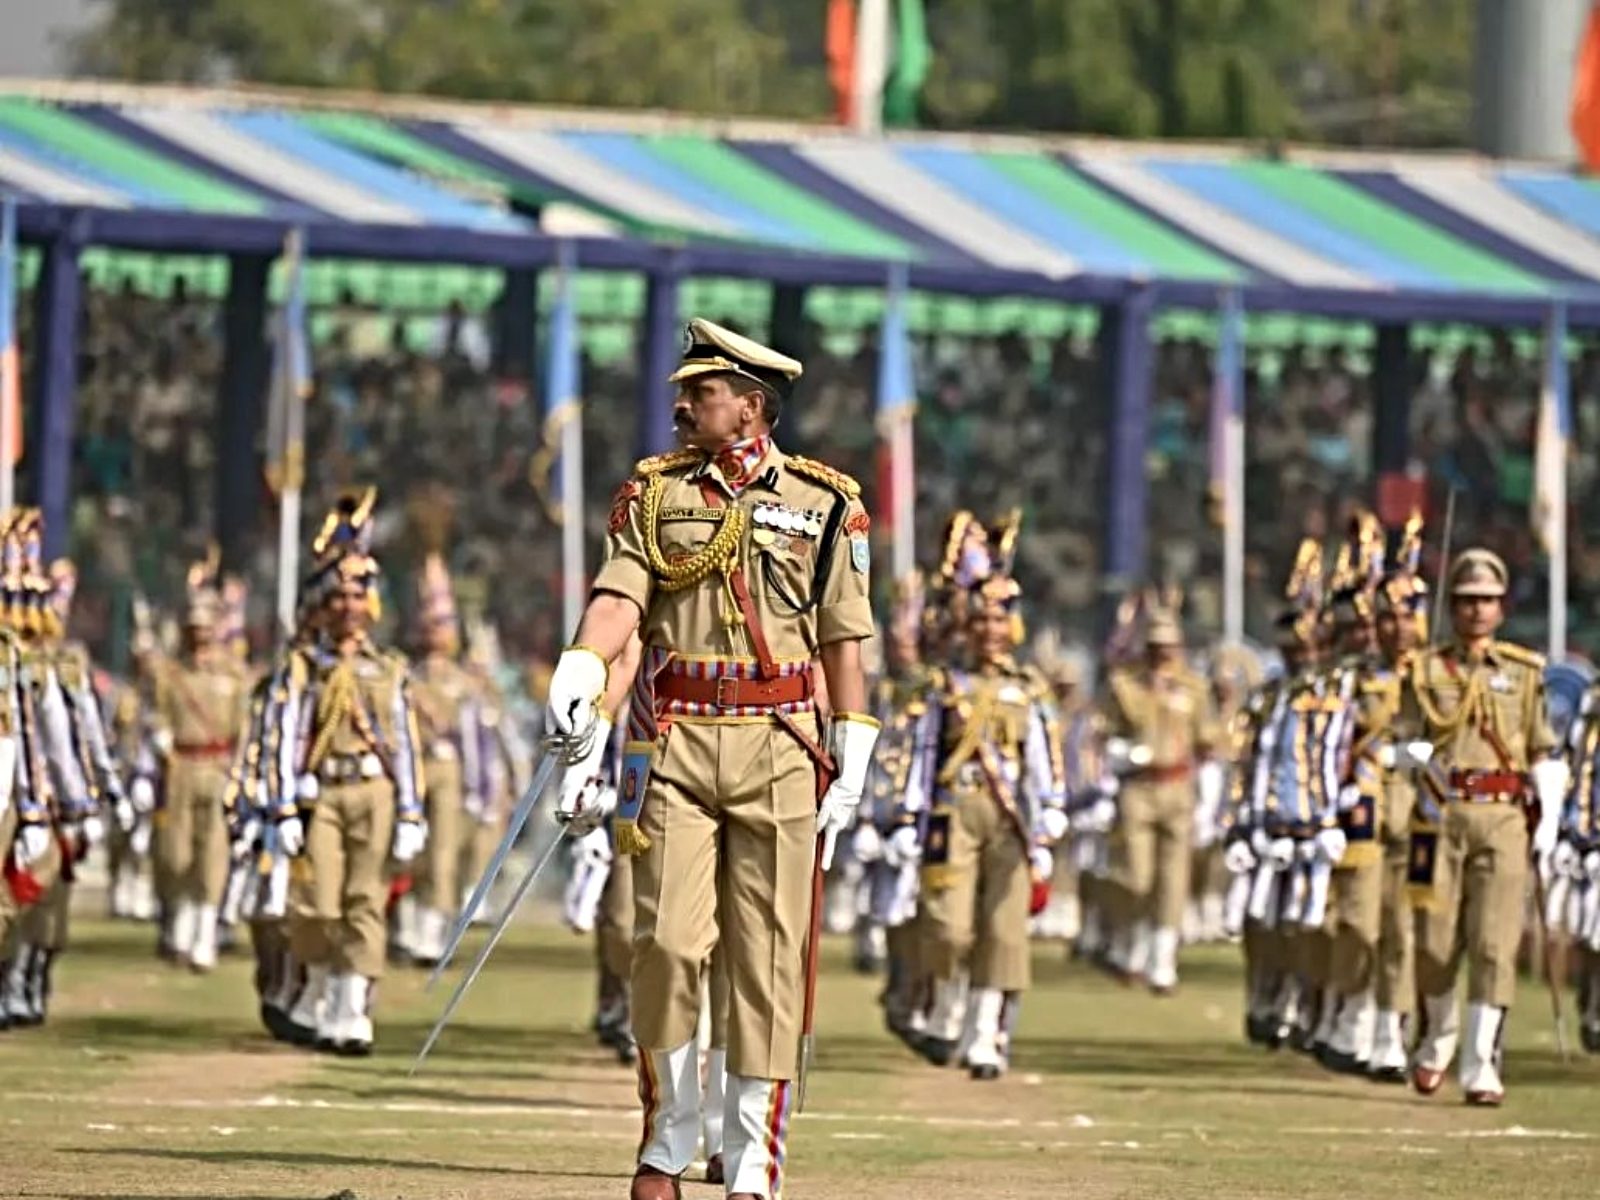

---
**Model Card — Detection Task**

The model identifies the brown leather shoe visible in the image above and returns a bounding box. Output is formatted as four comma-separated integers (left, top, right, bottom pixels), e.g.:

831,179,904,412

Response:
705,1153,724,1185
1465,1088,1504,1107
629,1165,682,1200
1411,1065,1445,1096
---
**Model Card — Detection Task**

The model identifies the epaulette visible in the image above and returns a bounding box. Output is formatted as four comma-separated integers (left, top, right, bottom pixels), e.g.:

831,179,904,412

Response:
633,449,701,478
1494,641,1546,670
786,456,861,499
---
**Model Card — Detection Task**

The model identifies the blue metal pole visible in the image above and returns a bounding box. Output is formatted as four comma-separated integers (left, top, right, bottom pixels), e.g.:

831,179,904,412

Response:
30,226,83,560
638,264,682,458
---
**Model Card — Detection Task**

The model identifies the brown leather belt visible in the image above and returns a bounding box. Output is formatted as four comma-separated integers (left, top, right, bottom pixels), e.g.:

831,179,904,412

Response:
174,740,235,760
656,670,814,710
1132,763,1193,784
1449,768,1528,797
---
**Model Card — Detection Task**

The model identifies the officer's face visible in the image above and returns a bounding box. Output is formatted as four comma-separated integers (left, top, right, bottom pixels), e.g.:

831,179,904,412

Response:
673,375,765,450
1450,593,1502,641
424,621,457,656
970,605,1012,662
328,581,372,640
1342,619,1375,655
187,621,215,652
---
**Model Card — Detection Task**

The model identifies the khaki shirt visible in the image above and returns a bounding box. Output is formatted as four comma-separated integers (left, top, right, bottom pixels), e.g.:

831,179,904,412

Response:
1402,639,1554,772
297,638,424,819
411,653,478,747
1104,664,1217,770
154,650,253,750
592,445,875,665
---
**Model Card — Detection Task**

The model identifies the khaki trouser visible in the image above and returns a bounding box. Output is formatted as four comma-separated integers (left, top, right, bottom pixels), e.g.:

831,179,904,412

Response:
418,754,462,914
920,785,1032,993
1414,801,1527,1008
287,860,331,967
156,757,231,907
708,942,730,1050
632,718,818,1081
458,806,501,908
597,848,634,983
1376,776,1416,1014
1112,778,1193,931
1329,860,1384,996
289,779,396,980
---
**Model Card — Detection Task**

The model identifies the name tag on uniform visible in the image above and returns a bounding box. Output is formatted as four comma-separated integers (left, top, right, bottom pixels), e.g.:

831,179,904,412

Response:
1489,673,1513,694
659,507,726,523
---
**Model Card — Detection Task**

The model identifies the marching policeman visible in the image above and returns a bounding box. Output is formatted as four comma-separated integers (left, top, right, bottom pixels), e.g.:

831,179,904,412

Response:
1401,548,1561,1105
546,320,877,1200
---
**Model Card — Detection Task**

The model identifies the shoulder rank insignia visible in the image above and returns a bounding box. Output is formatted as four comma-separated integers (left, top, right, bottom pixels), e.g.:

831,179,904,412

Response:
609,479,642,534
786,456,861,499
1494,641,1545,671
633,449,702,478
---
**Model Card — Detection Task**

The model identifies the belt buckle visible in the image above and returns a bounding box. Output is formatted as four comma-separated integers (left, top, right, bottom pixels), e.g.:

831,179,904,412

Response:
714,676,739,711
360,752,381,778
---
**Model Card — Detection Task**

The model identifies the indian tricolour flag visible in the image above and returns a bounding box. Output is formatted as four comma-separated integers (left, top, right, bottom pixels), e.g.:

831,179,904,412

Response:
827,0,931,133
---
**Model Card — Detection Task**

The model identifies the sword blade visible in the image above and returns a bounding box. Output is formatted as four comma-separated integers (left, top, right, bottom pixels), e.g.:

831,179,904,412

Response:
797,1032,815,1114
427,748,560,989
410,825,570,1076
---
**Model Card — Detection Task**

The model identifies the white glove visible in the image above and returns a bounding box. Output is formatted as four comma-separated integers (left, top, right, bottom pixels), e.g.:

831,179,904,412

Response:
296,774,320,803
1531,758,1569,861
392,819,427,865
1552,839,1580,877
1105,737,1132,773
114,797,137,833
555,716,613,835
232,817,261,862
15,823,51,864
1224,838,1257,875
884,824,920,868
80,815,105,849
1315,826,1347,867
275,815,306,858
1586,850,1600,884
1377,743,1399,769
1402,740,1435,771
816,718,880,871
1268,836,1296,870
546,647,609,754
851,823,884,865
1089,796,1118,832
1037,807,1069,844
1029,844,1054,881
129,775,156,813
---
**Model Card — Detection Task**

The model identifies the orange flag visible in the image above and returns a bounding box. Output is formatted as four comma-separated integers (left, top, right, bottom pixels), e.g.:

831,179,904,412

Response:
1572,3,1600,170
826,0,857,126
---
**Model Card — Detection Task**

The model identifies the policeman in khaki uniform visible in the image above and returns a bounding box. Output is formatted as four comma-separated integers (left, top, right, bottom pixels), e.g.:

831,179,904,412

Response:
152,553,253,972
1400,548,1562,1105
275,490,427,1056
1102,606,1219,994
905,549,1067,1080
400,554,485,967
1368,516,1426,1081
546,320,877,1200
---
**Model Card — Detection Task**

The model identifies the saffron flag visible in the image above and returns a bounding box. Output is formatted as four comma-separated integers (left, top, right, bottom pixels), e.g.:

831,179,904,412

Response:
0,197,22,467
1573,2,1600,170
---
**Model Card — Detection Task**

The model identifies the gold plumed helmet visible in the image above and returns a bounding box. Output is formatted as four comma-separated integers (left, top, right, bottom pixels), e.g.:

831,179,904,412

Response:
1277,537,1325,648
413,552,459,648
1377,509,1428,633
308,487,381,617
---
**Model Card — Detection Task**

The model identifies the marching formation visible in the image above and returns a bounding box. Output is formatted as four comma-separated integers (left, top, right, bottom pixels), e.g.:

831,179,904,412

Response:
0,318,1592,1200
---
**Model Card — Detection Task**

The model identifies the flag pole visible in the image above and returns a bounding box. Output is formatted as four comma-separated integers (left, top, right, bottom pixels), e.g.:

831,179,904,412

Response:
1218,288,1246,647
1545,301,1569,662
0,196,17,514
271,228,309,637
548,241,585,639
877,262,916,581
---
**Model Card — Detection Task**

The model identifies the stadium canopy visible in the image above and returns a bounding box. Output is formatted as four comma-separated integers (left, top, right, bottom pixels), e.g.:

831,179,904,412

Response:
4,84,1600,325
2,81,1596,586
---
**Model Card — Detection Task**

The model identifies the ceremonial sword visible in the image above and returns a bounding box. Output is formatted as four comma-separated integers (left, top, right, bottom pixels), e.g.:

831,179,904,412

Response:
425,741,563,989
410,816,574,1075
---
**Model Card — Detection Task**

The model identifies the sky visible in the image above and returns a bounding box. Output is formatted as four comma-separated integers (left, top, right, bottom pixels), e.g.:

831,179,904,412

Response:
0,0,95,76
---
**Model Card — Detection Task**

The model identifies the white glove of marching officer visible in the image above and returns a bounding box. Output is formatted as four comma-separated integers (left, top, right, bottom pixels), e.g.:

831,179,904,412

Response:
851,823,884,865
555,715,615,836
1314,825,1347,867
547,646,609,758
1224,837,1257,875
392,819,427,865
1029,844,1054,882
1552,838,1580,878
1401,740,1435,773
1530,758,1569,860
276,814,306,858
15,823,51,865
816,717,881,870
1037,806,1069,845
883,824,920,868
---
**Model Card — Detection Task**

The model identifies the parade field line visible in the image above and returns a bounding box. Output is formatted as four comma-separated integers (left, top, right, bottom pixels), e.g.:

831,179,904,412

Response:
3,917,1598,1200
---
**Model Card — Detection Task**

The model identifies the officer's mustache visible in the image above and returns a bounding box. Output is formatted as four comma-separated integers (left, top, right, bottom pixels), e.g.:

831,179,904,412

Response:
672,408,697,432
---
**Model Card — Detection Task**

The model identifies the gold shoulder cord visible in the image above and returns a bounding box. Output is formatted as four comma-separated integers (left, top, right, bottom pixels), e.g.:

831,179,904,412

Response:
1408,652,1483,737
306,660,358,776
939,681,996,785
640,472,749,627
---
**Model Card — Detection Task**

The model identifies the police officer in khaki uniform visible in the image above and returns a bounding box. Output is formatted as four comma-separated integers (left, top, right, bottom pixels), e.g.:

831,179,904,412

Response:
152,554,253,972
546,320,877,1200
1103,607,1218,993
401,554,484,966
908,554,1066,1079
1368,516,1426,1081
276,490,426,1056
1401,548,1562,1105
